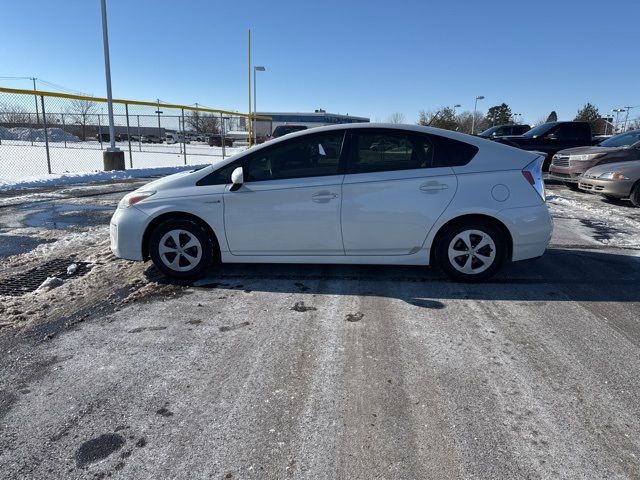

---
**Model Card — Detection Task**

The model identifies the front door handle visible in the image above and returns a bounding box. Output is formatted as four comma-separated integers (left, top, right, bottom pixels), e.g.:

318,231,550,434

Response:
420,181,449,193
312,191,339,203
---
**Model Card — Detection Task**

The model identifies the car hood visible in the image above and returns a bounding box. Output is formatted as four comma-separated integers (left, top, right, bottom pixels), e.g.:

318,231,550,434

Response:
584,159,640,177
135,166,212,192
557,146,620,156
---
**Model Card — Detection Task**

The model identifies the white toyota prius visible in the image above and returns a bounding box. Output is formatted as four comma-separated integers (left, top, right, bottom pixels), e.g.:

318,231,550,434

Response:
110,124,552,282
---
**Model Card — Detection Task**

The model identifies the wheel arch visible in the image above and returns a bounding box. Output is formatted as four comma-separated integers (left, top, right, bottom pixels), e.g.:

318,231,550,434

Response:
142,211,220,260
429,213,514,265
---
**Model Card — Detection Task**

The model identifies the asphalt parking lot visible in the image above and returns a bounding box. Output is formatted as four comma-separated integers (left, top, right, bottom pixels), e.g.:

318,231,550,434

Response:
1,179,639,479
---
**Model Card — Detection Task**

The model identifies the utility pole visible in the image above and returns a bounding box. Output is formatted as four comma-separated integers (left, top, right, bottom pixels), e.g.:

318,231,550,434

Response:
623,106,634,132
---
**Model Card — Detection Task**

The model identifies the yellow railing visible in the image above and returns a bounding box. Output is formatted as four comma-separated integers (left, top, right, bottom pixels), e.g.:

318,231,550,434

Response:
0,86,271,120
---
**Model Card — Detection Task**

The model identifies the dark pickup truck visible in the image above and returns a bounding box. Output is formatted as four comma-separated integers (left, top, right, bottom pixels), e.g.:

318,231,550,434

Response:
492,121,593,169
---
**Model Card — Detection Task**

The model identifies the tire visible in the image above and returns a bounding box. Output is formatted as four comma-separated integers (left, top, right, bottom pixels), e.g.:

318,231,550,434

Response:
148,219,215,279
631,183,640,208
564,182,581,191
435,221,507,283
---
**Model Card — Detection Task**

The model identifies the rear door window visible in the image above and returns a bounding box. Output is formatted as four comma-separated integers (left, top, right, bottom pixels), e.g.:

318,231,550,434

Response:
348,131,434,173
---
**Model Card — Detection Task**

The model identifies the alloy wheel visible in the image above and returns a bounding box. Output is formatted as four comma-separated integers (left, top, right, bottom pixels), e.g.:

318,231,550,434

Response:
158,229,203,272
447,229,496,275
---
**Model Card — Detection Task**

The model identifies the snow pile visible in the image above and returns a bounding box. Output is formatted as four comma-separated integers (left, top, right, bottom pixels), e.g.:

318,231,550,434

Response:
0,127,80,143
66,263,78,275
33,276,63,293
0,164,209,192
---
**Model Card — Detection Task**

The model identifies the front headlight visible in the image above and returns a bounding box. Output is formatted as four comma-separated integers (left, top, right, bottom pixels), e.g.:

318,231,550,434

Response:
118,190,156,208
597,172,629,181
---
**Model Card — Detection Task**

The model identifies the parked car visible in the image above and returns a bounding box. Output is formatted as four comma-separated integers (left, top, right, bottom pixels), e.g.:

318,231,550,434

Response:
271,125,307,138
478,124,531,138
142,135,163,144
110,124,552,282
579,160,640,206
208,135,234,147
493,121,593,170
549,130,640,188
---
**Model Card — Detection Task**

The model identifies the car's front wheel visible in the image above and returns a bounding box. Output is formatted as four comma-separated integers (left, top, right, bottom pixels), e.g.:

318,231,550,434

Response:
149,219,214,279
436,222,506,282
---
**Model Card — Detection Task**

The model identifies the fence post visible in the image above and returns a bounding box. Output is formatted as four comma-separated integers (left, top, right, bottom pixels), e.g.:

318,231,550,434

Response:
125,103,132,168
181,108,187,165
28,113,34,146
61,113,67,148
40,95,52,174
220,112,225,159
137,115,141,152
98,113,103,150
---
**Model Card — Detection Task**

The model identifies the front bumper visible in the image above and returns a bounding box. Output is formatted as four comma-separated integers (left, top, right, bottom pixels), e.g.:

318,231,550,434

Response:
578,177,634,198
109,206,149,261
548,164,587,183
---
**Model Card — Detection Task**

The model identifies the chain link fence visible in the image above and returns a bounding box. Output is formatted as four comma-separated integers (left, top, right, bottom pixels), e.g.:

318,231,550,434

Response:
0,86,271,182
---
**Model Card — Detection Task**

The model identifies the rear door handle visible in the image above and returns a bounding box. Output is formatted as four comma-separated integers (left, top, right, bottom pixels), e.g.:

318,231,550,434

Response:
312,191,339,203
420,182,449,193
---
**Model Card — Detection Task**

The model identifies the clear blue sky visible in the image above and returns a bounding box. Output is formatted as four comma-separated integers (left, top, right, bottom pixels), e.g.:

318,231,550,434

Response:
1,0,638,125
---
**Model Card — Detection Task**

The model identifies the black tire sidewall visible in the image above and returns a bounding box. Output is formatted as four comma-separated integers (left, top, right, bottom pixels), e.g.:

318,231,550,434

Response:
631,184,640,208
436,222,506,282
149,219,214,279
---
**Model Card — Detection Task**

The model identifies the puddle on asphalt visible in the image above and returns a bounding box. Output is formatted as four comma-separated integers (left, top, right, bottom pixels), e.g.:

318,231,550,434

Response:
24,204,114,229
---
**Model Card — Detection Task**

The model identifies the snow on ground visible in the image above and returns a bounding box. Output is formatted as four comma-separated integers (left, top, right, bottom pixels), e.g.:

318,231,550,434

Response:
546,186,640,250
0,127,79,142
0,164,207,192
0,140,245,182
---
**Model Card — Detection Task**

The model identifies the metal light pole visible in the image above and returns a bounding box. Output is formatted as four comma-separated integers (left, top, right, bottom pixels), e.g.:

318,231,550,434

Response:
248,29,252,146
452,103,461,116
253,66,265,144
99,0,124,170
471,95,484,134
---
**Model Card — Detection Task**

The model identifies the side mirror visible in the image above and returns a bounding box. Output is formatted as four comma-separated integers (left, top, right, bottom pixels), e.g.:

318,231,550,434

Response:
546,133,558,140
230,166,244,191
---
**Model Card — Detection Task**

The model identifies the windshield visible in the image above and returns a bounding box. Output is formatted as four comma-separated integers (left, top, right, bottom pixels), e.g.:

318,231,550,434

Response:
599,131,640,148
478,126,498,137
521,123,554,138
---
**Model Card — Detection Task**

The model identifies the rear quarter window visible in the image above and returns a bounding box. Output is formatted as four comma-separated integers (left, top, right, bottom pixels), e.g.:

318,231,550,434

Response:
431,135,479,167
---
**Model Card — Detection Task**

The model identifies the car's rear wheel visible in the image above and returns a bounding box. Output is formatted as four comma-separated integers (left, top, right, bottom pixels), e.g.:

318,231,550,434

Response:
149,219,214,279
630,183,640,208
436,222,506,282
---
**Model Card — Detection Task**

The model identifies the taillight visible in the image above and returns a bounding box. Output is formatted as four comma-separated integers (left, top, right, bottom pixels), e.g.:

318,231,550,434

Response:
522,156,545,201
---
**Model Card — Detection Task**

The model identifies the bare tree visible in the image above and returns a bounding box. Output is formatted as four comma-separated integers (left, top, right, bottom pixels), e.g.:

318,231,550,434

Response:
186,111,219,134
0,103,31,126
456,111,487,134
387,112,406,124
67,99,98,140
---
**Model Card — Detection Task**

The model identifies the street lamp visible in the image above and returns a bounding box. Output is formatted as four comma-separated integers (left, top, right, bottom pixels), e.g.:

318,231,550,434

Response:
99,0,124,169
253,66,265,144
471,96,485,134
452,104,461,116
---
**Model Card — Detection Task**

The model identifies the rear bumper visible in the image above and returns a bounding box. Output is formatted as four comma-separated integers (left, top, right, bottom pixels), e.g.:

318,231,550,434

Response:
110,206,148,261
578,178,634,197
498,204,553,262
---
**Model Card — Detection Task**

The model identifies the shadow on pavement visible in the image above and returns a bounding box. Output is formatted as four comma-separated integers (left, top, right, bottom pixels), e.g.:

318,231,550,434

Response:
146,248,640,305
